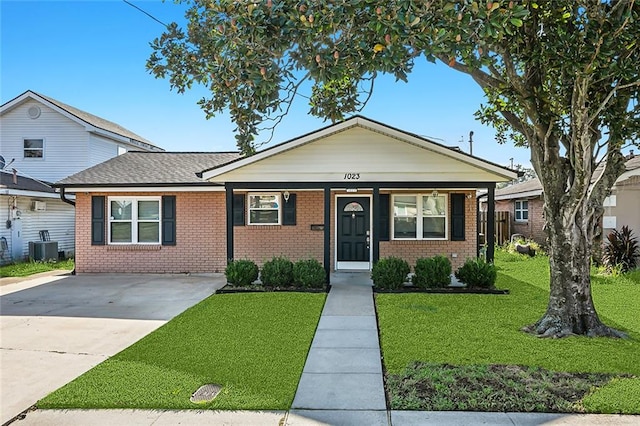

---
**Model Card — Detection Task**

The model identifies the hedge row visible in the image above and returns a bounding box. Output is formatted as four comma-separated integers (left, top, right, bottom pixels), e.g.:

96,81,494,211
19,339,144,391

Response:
225,257,326,289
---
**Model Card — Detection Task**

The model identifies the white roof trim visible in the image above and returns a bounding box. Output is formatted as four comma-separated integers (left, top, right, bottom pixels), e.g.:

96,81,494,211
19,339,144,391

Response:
201,116,517,182
0,189,62,199
495,189,543,201
62,186,226,193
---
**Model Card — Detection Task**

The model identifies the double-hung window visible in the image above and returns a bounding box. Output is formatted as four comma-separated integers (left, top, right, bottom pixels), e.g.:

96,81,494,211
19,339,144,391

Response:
24,139,44,158
393,194,447,240
248,193,280,225
515,200,528,222
108,197,161,244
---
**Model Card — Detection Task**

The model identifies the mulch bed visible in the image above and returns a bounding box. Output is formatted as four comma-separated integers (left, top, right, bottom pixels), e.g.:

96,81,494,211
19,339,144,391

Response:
216,284,328,294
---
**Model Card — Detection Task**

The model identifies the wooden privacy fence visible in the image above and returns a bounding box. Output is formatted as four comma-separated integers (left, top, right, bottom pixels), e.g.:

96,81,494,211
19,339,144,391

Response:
478,211,511,246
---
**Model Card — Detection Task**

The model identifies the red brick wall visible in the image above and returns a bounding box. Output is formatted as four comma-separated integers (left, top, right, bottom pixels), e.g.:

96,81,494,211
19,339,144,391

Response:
495,196,546,246
234,191,325,265
379,191,477,270
75,192,227,273
76,189,480,274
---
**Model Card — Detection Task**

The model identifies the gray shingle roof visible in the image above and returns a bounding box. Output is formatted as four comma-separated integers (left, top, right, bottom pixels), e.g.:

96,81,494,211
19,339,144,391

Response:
1,171,55,193
55,152,241,186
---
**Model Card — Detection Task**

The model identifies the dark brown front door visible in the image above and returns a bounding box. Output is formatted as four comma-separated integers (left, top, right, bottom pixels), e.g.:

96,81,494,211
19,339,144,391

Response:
337,197,370,262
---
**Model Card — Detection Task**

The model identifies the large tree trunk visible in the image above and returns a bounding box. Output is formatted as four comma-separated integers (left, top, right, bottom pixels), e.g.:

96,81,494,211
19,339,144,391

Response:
523,209,625,338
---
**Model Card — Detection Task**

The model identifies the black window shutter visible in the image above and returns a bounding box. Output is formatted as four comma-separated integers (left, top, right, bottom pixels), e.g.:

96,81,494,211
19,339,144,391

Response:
451,193,465,241
91,196,105,245
233,194,245,226
162,195,176,245
379,194,390,241
282,193,297,226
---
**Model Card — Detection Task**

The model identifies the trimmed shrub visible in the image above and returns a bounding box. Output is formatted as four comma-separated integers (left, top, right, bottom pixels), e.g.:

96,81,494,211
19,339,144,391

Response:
413,255,452,288
372,257,410,290
261,256,294,287
603,226,639,274
225,259,259,286
455,258,497,289
293,259,326,289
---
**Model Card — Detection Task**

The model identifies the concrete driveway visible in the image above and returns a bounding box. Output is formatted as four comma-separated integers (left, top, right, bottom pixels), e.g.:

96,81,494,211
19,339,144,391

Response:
0,272,225,425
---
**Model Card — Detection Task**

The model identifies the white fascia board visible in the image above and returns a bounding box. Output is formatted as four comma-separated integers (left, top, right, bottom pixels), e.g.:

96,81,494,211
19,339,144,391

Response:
202,116,517,182
62,186,225,193
1,189,61,199
495,189,543,201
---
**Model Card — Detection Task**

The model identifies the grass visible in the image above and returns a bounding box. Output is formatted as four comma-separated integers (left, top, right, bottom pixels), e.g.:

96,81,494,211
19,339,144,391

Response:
376,250,640,413
0,259,74,277
39,292,325,410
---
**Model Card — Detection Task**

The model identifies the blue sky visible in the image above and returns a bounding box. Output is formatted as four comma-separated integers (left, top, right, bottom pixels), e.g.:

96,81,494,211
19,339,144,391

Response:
1,0,532,168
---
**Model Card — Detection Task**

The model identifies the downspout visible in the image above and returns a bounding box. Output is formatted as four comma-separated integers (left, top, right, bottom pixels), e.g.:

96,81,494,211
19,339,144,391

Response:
59,187,76,207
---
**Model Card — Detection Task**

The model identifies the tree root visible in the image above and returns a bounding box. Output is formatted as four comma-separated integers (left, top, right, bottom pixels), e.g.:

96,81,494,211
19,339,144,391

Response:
522,313,628,339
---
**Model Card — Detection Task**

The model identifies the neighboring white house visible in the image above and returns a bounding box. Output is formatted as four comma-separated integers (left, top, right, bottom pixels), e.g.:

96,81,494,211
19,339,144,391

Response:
0,90,163,264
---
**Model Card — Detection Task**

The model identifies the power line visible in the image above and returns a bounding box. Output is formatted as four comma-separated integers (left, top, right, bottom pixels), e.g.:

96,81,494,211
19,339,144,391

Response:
122,0,168,28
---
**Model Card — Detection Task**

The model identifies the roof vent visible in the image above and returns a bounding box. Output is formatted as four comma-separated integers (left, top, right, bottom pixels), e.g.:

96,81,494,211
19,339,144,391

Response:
27,106,41,119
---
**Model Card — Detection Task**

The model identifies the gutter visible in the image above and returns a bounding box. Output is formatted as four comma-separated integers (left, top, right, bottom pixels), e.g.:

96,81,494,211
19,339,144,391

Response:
60,187,76,206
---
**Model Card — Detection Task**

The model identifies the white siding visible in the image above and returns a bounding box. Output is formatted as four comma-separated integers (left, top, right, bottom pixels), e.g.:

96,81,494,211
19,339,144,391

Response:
0,195,13,265
89,134,119,166
0,100,89,182
214,127,511,183
13,195,75,260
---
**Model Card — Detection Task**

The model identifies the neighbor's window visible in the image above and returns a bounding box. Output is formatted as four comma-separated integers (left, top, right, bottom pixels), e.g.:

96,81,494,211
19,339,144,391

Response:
393,194,447,240
24,139,44,158
108,197,161,244
248,193,280,225
515,200,528,222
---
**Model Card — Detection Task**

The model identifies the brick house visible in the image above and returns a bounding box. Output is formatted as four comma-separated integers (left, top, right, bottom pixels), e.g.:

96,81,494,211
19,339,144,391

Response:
492,178,546,246
486,154,640,248
55,117,516,281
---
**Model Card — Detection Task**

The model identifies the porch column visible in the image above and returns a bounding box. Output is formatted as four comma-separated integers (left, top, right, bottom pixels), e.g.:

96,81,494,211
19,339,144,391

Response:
324,186,331,288
372,186,380,263
487,184,496,263
225,184,234,264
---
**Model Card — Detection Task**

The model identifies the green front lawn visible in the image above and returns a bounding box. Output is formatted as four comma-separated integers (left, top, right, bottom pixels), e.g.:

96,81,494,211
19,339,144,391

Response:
39,292,325,410
377,251,640,413
0,259,74,278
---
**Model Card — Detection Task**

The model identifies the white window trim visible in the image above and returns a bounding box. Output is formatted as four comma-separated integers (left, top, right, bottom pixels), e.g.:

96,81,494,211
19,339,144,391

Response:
247,192,281,225
108,196,162,244
23,138,45,160
392,193,448,241
515,199,529,222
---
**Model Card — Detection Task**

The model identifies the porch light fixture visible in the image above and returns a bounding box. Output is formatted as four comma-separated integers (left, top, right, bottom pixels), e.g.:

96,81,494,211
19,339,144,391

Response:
431,190,439,197
466,193,473,199
283,190,290,202
346,188,358,193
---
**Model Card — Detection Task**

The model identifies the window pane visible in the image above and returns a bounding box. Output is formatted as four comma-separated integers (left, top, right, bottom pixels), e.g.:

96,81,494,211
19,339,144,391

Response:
24,150,43,158
522,211,528,220
394,196,417,217
522,200,528,209
24,139,43,149
422,195,446,216
111,200,132,220
515,211,522,220
423,217,446,238
138,222,160,243
250,210,279,224
344,202,364,212
111,222,132,242
249,195,278,209
138,201,159,220
394,217,417,238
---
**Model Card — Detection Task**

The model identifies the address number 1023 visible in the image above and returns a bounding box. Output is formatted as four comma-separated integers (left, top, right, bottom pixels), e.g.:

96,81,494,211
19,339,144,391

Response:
344,173,360,180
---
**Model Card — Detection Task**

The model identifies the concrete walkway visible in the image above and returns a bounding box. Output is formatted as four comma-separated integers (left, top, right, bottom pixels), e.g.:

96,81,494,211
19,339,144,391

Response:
289,273,388,425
